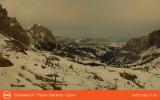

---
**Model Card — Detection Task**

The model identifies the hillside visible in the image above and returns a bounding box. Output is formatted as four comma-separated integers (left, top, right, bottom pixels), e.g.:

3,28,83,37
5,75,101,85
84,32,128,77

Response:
1,33,160,90
0,4,160,90
100,30,160,66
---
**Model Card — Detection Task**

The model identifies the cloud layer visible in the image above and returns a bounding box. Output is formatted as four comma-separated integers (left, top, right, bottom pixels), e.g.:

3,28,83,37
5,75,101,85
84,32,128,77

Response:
1,0,160,40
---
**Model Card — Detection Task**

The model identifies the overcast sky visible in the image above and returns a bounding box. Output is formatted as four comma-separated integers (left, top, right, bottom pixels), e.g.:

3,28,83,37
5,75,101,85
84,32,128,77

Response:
1,0,160,41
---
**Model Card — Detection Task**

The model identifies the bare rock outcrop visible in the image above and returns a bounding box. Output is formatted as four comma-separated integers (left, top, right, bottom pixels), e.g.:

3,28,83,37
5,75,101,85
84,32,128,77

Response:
0,56,13,67
0,4,30,45
148,30,160,48
0,4,57,51
27,24,57,51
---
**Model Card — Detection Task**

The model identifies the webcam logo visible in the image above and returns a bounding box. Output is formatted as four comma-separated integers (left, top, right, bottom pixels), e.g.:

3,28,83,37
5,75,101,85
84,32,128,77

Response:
2,91,12,100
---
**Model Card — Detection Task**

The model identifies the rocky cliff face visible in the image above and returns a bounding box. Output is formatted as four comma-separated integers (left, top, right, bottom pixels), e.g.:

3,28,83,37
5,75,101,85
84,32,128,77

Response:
27,24,57,51
0,4,57,51
0,4,30,45
148,30,160,48
123,36,149,53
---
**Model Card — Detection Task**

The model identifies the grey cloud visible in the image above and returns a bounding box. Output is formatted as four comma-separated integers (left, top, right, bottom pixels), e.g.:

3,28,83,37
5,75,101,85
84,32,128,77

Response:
1,0,160,41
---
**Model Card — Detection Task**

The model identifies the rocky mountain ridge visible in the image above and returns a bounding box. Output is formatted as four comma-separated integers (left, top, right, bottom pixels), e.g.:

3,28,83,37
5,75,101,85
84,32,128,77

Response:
0,4,57,51
101,30,160,65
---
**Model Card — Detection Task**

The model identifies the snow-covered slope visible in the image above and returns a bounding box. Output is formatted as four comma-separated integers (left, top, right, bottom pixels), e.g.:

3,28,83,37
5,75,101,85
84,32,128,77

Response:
0,33,160,90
